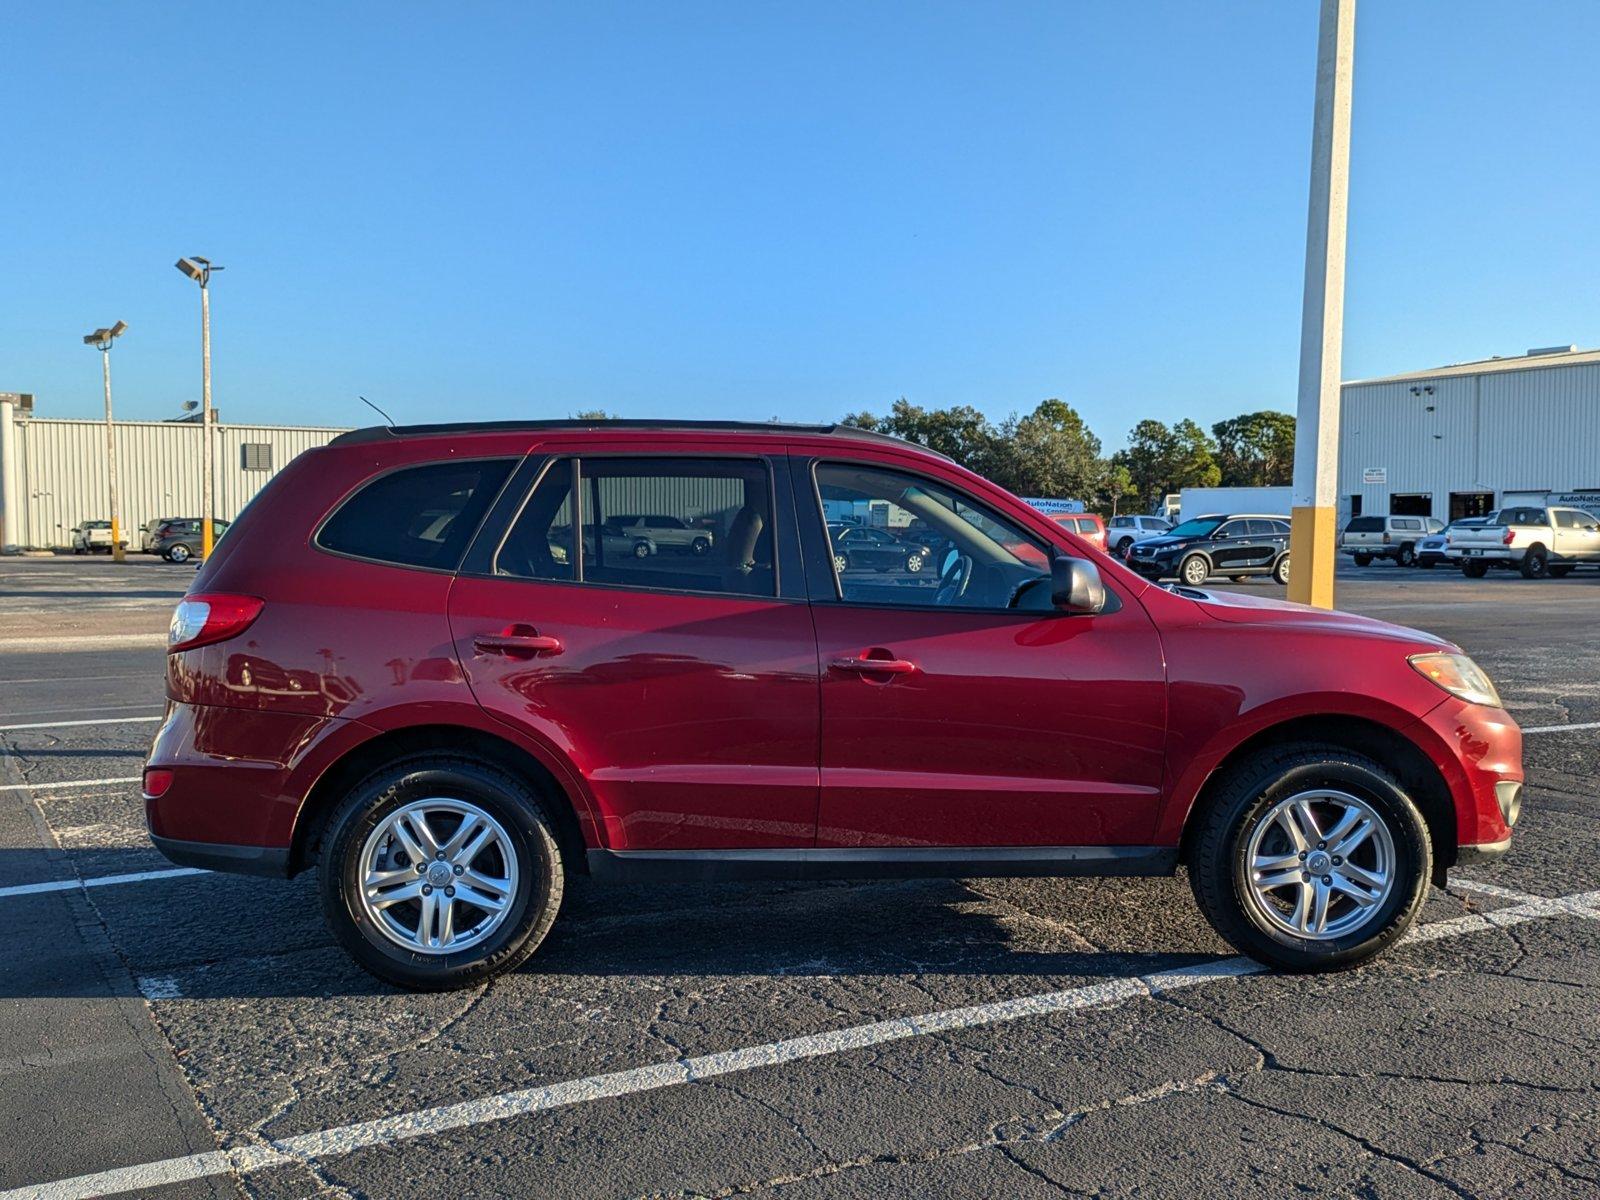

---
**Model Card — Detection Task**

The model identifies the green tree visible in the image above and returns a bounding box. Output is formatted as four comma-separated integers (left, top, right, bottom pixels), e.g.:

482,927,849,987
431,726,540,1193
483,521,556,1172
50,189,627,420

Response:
1094,461,1138,516
571,408,615,420
1111,418,1221,507
989,398,1103,498
843,398,997,467
1212,410,1296,487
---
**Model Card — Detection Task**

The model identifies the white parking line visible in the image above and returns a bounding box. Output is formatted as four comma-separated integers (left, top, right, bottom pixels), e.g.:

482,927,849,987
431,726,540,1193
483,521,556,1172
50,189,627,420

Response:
0,633,167,651
0,867,206,900
0,775,142,793
1522,720,1600,735
0,715,163,732
9,884,1600,1200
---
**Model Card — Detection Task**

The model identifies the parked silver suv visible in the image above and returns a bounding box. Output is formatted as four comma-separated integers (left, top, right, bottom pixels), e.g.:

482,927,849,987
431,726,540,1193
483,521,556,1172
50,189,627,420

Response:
1339,515,1443,567
1107,513,1172,557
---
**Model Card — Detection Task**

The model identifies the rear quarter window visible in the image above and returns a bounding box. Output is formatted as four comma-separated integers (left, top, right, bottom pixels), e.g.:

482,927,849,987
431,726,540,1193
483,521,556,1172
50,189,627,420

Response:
1346,517,1384,532
317,459,515,570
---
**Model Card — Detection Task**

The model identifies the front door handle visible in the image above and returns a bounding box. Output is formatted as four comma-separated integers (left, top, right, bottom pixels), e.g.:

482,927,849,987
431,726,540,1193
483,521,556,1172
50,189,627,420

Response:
474,625,563,658
830,654,917,676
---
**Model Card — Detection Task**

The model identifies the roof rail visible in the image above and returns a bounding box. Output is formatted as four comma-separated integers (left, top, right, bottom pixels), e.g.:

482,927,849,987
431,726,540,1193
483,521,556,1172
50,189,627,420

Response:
327,418,944,457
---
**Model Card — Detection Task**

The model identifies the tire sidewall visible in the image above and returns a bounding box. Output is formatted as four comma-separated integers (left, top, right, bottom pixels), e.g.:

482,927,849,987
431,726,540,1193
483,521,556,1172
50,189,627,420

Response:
1202,754,1431,970
321,761,560,987
1181,554,1209,586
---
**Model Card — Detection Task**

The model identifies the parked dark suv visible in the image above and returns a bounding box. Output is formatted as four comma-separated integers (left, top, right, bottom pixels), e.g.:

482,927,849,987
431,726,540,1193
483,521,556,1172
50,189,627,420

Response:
145,422,1520,990
1125,513,1292,587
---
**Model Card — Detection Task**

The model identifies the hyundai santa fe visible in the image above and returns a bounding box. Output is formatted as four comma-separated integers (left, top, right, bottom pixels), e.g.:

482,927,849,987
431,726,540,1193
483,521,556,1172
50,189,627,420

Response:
144,420,1523,990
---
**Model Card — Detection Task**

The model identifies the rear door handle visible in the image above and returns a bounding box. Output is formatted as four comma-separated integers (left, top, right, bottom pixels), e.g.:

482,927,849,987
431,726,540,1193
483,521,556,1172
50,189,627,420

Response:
830,655,917,676
474,629,563,658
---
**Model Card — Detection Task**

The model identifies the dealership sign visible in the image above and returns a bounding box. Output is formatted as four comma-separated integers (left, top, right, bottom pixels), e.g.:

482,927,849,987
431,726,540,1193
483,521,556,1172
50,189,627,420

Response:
1362,467,1387,485
1023,497,1085,515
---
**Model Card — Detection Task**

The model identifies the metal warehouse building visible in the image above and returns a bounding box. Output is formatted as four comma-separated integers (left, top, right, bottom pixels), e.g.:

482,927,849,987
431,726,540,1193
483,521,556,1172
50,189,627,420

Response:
1340,345,1600,523
0,393,349,551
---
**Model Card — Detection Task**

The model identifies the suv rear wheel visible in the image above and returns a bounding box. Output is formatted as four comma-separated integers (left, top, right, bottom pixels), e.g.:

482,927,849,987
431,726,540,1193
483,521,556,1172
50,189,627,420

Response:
1188,744,1430,971
319,756,564,990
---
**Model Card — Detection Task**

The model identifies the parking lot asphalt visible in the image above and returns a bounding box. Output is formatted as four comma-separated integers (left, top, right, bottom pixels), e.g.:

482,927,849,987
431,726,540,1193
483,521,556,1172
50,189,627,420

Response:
2,554,1599,1199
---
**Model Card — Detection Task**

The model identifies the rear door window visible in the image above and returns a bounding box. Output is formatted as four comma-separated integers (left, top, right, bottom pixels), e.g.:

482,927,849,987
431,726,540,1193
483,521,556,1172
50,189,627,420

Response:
497,457,776,597
317,459,515,570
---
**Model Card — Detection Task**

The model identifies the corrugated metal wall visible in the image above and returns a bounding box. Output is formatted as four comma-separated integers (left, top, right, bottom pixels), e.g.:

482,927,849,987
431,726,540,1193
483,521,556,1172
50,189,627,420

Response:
1339,361,1600,518
11,417,348,548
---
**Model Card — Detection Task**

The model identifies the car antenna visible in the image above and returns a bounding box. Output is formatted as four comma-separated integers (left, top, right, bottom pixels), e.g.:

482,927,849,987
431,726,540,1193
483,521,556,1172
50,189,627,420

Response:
358,395,395,427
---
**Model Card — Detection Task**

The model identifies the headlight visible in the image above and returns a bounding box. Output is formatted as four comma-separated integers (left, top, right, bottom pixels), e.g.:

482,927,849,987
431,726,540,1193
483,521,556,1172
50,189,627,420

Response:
1408,652,1502,708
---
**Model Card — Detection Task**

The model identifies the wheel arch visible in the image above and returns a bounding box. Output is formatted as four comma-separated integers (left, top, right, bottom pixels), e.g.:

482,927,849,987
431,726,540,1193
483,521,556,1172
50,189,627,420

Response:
1175,714,1457,885
288,723,591,879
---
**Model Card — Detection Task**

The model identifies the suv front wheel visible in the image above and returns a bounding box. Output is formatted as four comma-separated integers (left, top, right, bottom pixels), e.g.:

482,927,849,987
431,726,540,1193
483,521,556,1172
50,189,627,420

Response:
1188,745,1430,971
320,756,564,990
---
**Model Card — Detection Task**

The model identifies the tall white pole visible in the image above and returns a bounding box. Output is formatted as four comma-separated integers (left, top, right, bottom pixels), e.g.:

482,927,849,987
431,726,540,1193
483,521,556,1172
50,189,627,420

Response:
1287,0,1355,609
102,347,124,562
201,278,214,560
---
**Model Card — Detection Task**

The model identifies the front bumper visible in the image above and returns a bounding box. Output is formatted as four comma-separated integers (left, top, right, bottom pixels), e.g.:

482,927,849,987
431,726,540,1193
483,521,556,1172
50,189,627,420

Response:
1454,837,1512,866
1416,697,1523,863
1127,557,1173,579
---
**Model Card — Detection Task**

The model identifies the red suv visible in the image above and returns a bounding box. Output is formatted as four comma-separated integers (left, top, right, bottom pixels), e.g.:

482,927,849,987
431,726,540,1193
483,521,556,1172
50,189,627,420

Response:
144,421,1522,990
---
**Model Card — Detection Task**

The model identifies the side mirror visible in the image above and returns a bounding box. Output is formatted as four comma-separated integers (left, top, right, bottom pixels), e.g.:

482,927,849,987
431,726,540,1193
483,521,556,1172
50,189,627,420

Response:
1051,556,1106,614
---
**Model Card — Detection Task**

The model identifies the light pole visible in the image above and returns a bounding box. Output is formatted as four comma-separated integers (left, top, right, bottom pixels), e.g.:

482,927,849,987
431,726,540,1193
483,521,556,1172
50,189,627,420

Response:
83,321,130,562
175,256,223,559
1287,0,1356,610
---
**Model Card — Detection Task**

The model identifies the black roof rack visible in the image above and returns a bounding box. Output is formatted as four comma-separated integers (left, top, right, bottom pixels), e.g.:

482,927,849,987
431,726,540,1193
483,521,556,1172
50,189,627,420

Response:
328,419,942,456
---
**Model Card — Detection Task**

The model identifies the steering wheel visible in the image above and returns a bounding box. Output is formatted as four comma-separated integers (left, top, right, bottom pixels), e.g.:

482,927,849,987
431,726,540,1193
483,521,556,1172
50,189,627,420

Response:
936,553,973,606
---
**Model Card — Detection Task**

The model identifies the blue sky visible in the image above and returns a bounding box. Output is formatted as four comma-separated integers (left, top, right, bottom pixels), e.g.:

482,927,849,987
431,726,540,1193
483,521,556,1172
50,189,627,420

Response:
4,2,1599,447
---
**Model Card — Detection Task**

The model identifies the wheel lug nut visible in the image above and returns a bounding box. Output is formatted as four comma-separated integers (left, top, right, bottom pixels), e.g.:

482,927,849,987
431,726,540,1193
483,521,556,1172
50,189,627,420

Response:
1332,856,1342,866
1298,852,1307,861
1316,841,1326,850
445,887,455,897
415,863,426,874
453,865,464,876
1321,875,1332,885
436,851,446,861
421,884,433,895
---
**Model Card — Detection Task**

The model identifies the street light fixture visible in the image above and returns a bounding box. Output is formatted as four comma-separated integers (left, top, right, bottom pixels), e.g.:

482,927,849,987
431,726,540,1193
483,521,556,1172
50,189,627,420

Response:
175,256,224,558
83,320,129,562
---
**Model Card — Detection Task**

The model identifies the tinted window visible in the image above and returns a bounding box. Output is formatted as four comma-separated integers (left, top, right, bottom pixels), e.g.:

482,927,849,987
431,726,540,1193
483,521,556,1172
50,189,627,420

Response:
499,457,775,597
1073,517,1098,533
1494,508,1545,526
1109,516,1134,528
814,462,1050,610
1346,516,1384,532
1393,518,1422,531
1169,517,1225,538
319,459,514,570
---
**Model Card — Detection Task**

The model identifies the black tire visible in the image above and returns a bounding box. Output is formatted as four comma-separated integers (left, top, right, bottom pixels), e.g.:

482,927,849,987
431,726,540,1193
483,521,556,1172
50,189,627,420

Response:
1396,544,1416,567
1520,546,1550,579
1188,744,1431,972
632,540,651,559
166,544,193,564
1353,553,1372,567
1272,554,1291,586
1461,560,1488,578
1180,553,1211,587
319,756,564,991
1115,536,1135,557
1229,575,1250,583
690,537,711,556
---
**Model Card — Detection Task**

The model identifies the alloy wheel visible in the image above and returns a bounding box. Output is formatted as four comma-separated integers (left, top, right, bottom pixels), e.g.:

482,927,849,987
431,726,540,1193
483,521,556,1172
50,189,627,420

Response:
1243,788,1395,940
358,798,519,955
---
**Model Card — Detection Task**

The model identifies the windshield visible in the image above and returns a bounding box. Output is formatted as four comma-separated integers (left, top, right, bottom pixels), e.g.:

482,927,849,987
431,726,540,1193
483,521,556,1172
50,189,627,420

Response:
1168,517,1223,538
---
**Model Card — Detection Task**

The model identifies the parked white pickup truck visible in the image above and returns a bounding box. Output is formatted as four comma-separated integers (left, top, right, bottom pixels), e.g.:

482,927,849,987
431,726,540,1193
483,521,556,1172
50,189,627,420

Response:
1447,505,1600,578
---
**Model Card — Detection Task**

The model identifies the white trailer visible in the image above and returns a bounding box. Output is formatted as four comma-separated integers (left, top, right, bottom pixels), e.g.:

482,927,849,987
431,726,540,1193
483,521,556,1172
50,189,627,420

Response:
1178,486,1292,523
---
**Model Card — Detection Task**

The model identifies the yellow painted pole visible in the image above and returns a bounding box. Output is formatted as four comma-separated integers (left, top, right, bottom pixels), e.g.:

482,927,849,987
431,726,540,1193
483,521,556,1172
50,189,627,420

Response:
1287,0,1355,610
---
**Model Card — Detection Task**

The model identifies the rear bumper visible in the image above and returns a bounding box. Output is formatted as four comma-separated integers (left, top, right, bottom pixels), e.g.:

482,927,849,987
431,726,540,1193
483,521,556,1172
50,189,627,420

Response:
150,834,291,877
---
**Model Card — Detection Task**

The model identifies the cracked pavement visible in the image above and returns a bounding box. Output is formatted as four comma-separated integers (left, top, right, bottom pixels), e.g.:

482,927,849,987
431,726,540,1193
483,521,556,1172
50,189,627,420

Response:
3,557,1599,1198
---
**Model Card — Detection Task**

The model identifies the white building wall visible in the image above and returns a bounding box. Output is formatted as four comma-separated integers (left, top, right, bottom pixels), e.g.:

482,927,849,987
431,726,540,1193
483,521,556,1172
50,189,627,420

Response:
5,416,348,549
1339,359,1600,520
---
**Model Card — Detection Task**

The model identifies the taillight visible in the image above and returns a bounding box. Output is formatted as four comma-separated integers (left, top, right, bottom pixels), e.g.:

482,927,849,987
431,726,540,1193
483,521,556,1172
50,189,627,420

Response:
142,768,175,799
168,593,263,653
1382,532,1391,543
1502,528,1515,546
